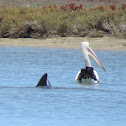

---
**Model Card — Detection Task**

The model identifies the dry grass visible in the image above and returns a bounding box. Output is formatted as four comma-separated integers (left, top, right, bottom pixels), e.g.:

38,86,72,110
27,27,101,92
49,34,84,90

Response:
0,0,125,7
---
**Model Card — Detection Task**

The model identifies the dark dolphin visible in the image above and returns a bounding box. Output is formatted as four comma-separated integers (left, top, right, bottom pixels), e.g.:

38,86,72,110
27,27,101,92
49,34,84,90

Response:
36,73,51,88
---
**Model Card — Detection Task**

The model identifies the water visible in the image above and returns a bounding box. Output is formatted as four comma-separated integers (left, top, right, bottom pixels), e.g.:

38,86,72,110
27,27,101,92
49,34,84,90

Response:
0,46,126,126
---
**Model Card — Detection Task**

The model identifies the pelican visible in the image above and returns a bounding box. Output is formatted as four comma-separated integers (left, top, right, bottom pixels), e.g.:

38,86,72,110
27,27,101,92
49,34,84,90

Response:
75,42,106,84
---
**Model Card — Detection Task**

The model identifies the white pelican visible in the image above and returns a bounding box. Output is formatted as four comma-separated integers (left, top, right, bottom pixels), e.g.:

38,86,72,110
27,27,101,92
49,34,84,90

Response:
75,42,106,84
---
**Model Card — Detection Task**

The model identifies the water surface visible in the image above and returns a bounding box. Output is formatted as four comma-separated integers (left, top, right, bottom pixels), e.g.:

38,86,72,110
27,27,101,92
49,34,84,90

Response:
0,46,126,126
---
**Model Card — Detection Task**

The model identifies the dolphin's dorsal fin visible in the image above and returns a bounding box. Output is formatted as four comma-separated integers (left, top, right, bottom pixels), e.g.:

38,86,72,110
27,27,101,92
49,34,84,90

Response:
47,79,51,88
36,73,48,87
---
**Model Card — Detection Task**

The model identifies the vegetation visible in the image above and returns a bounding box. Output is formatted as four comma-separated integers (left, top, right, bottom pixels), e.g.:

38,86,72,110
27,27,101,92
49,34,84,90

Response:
0,0,125,39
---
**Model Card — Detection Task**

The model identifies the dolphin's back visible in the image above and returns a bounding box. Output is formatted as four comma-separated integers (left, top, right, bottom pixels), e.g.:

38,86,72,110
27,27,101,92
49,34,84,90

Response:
36,73,47,87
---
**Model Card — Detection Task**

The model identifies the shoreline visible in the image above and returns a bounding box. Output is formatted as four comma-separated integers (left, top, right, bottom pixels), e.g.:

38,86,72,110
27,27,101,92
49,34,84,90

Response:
0,37,126,51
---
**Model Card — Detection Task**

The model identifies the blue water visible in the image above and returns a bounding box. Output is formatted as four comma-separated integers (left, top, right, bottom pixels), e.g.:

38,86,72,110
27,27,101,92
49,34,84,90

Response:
0,46,126,126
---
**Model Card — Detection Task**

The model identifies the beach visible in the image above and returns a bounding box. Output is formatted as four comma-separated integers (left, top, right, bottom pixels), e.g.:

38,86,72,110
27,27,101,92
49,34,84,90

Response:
0,37,126,51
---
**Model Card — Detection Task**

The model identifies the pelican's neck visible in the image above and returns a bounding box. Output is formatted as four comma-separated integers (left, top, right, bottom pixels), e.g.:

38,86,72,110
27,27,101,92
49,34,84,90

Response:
81,44,91,67
84,54,91,67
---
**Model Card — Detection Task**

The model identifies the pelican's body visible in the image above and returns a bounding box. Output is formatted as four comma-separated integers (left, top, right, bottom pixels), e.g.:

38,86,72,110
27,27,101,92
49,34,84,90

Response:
75,42,106,84
75,67,99,84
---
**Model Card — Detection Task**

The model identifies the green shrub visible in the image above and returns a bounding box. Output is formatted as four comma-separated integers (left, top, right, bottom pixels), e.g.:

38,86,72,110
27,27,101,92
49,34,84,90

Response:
0,5,125,38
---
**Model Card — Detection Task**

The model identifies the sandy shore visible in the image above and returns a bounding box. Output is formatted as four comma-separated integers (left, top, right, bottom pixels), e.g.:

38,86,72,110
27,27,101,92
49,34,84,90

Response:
0,37,126,51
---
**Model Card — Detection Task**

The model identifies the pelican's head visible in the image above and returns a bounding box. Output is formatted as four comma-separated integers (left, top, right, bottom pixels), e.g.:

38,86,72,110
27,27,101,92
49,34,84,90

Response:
81,41,106,72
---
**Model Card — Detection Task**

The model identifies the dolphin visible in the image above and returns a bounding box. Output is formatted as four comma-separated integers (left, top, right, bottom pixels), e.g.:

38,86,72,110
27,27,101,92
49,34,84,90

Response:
36,73,51,88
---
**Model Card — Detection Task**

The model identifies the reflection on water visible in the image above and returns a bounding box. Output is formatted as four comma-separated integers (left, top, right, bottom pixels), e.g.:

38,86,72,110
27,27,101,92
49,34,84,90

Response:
0,46,126,126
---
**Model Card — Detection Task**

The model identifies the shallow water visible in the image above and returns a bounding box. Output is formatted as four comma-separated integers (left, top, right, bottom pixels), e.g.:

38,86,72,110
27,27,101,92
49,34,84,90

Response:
0,46,126,126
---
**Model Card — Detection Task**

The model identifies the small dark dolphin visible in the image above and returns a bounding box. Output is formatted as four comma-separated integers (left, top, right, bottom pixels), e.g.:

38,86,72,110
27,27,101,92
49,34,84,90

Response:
36,73,51,88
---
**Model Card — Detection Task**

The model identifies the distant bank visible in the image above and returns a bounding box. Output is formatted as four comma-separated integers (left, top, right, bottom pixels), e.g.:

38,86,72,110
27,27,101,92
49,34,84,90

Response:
0,3,125,39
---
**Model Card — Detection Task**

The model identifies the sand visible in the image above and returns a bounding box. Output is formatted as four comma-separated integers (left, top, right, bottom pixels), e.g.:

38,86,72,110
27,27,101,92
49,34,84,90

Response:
0,37,126,51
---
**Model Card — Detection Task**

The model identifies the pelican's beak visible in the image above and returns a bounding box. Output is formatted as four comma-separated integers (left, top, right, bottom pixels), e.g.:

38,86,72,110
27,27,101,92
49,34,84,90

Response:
88,47,106,72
